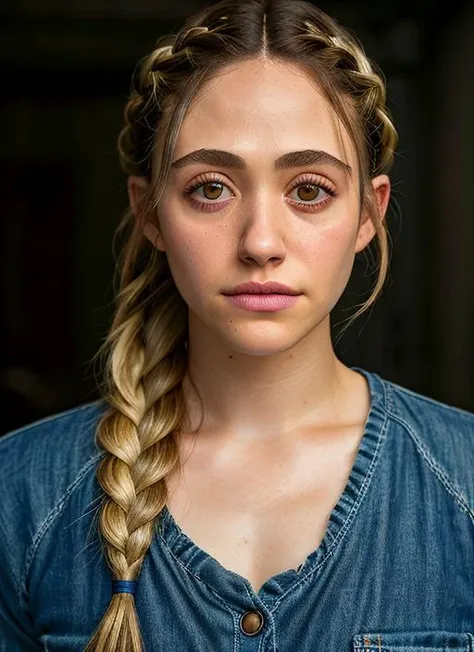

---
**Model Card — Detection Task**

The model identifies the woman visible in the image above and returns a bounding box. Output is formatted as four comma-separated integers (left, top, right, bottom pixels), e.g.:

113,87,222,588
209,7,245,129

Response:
1,0,474,650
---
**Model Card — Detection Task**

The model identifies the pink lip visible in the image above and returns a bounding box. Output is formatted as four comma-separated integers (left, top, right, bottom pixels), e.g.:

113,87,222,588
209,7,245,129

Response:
225,294,299,312
223,281,299,296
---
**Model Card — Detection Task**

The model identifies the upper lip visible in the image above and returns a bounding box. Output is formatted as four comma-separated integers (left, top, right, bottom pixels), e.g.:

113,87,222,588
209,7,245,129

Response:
223,281,300,296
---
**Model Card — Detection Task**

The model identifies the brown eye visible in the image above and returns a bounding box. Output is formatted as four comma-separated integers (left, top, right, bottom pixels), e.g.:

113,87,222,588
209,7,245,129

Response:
201,182,224,200
296,184,321,201
287,178,334,209
183,176,234,210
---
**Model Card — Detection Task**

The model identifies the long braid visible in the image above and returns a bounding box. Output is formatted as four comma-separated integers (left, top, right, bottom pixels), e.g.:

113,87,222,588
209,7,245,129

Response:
85,2,398,650
84,38,199,652
85,267,188,651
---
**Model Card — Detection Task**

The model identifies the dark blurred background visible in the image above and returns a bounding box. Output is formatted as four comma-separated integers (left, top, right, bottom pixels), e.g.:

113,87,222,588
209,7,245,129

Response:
1,0,473,435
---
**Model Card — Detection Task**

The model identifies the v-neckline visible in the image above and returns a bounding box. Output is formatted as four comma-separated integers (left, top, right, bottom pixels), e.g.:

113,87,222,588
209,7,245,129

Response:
155,366,388,607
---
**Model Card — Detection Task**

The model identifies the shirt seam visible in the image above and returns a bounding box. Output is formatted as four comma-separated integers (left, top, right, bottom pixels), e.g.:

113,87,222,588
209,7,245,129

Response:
153,536,242,651
156,375,391,616
18,451,105,609
385,405,474,525
269,397,391,613
157,532,268,616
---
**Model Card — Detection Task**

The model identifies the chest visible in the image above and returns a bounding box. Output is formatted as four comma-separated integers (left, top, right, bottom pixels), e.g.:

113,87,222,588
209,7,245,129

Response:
164,433,361,594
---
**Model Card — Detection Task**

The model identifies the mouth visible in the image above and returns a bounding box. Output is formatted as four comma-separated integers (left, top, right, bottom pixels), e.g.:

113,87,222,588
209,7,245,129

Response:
222,281,300,296
223,293,300,312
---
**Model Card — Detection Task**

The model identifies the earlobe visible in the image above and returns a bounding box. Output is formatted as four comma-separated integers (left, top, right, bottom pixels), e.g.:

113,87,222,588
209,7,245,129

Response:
354,210,377,254
354,174,391,254
127,175,166,251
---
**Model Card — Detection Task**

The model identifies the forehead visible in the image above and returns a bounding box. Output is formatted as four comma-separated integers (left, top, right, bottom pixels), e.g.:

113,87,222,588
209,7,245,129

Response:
173,58,354,169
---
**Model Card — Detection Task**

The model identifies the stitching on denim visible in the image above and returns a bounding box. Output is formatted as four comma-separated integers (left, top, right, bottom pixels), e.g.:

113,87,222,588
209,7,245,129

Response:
233,609,239,652
268,402,390,613
156,370,390,617
157,537,256,652
384,377,395,414
257,608,276,652
467,632,473,652
19,451,105,606
385,407,474,523
156,370,390,618
354,633,473,651
157,534,246,614
243,581,255,604
385,377,474,523
158,534,279,652
157,528,276,624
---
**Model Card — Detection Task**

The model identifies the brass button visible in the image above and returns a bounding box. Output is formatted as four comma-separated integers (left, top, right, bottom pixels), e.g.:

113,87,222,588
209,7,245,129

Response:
240,610,264,636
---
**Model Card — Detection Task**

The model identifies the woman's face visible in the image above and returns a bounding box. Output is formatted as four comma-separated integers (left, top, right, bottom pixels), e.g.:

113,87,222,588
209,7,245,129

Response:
133,58,389,356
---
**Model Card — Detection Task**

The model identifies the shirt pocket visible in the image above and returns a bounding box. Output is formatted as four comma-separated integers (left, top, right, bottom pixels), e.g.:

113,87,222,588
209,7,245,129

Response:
352,631,474,651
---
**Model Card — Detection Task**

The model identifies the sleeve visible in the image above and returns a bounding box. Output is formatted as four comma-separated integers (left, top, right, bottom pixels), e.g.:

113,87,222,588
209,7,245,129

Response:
0,435,42,651
0,566,41,651
0,403,102,651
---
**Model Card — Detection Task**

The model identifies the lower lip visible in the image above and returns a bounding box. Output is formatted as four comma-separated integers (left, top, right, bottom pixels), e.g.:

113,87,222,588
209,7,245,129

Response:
224,293,300,312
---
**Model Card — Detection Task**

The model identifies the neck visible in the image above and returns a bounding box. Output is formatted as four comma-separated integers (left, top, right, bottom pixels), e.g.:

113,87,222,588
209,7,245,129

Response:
181,315,362,445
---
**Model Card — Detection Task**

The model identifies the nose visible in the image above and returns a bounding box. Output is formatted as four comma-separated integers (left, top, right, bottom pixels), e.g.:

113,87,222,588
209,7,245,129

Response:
237,193,287,267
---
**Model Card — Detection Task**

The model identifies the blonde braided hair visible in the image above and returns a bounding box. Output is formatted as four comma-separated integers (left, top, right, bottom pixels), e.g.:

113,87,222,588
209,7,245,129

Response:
85,2,397,650
295,17,398,334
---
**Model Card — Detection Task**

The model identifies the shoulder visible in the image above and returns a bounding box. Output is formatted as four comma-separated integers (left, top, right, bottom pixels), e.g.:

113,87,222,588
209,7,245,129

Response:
0,401,107,572
380,373,474,513
383,374,474,444
0,400,106,487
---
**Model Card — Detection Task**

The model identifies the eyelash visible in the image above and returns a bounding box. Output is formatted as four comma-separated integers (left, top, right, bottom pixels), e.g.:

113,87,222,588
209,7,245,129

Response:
183,173,338,213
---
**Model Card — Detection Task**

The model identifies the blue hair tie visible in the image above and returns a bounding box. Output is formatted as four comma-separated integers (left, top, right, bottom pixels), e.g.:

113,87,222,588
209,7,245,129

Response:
112,580,137,596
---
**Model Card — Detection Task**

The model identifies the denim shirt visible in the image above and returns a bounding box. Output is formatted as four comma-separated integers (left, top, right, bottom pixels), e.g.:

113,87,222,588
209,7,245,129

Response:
1,366,474,652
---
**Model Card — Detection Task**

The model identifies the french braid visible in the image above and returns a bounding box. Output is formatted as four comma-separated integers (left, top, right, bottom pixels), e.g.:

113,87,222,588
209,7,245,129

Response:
302,21,397,176
84,27,208,652
296,17,398,332
85,2,397,650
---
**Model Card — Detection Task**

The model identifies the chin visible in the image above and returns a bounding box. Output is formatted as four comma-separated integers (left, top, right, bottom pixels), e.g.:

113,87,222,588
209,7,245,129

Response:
221,326,312,357
227,345,295,358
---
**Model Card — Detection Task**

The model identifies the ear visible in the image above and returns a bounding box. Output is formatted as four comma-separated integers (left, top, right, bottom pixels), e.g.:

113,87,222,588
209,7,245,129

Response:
354,174,391,254
127,175,166,251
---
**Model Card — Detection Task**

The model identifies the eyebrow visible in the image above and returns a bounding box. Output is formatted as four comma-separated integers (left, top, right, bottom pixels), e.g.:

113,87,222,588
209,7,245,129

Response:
171,148,352,176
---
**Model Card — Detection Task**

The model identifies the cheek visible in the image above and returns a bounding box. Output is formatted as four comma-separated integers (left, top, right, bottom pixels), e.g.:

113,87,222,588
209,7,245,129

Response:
304,215,357,262
302,219,358,298
162,225,218,304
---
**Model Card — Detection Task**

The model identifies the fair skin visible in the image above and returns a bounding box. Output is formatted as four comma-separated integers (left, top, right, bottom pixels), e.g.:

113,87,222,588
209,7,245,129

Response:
128,58,390,592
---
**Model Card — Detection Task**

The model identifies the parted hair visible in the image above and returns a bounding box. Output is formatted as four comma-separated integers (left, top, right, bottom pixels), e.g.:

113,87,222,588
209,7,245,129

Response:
85,1,398,650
